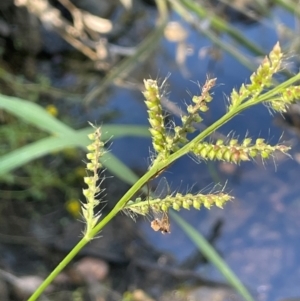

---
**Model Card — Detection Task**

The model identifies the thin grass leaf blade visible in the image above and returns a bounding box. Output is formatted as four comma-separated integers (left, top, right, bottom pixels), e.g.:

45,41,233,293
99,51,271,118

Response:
0,128,141,185
171,211,255,301
0,135,79,176
76,125,150,141
176,0,264,56
101,152,140,185
0,94,74,135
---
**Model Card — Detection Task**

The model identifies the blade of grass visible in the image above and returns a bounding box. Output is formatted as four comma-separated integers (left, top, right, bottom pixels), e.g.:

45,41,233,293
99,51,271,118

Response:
0,135,78,176
0,93,150,141
0,92,150,183
0,94,74,135
101,152,140,184
171,1,293,80
0,125,148,184
77,125,150,141
171,0,256,71
170,211,255,301
174,0,265,56
274,0,300,19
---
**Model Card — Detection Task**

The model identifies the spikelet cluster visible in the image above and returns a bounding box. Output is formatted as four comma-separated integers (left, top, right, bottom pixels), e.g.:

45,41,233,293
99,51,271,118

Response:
81,125,105,238
268,85,300,112
171,78,216,152
143,78,217,161
143,79,169,160
140,42,293,220
124,191,233,216
230,42,283,108
191,138,290,163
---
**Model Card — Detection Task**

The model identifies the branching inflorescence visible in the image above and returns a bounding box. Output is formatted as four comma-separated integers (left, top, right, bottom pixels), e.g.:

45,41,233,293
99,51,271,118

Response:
124,42,295,224
27,42,300,301
81,43,296,233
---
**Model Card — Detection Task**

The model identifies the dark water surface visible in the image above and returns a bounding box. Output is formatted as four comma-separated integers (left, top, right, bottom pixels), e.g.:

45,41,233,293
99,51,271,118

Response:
107,7,300,301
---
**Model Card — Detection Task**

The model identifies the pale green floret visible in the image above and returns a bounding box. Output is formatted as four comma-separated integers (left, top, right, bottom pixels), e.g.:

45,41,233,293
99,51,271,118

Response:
84,177,93,186
88,133,96,140
87,144,96,151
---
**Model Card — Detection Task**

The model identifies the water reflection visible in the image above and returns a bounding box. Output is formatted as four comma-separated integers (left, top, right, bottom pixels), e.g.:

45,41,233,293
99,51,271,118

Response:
109,8,300,301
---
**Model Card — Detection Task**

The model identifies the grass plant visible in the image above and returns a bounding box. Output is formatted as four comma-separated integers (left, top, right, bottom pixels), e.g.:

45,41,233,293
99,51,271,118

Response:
22,42,300,301
1,1,300,298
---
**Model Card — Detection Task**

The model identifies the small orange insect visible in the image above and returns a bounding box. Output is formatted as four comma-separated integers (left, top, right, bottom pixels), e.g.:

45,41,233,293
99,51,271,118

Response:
151,211,171,234
148,177,171,234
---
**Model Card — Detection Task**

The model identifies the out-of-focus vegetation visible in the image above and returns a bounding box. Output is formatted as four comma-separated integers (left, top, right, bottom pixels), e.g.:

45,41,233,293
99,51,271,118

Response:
0,0,300,300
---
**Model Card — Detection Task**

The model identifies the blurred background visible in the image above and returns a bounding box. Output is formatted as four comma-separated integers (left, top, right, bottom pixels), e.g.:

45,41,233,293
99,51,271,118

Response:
0,0,300,300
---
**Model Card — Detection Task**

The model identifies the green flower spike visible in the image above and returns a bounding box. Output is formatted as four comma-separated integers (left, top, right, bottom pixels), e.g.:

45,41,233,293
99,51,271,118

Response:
269,86,300,112
169,78,216,153
191,138,290,163
143,77,218,161
143,79,169,160
230,42,283,109
81,125,105,239
124,191,233,216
